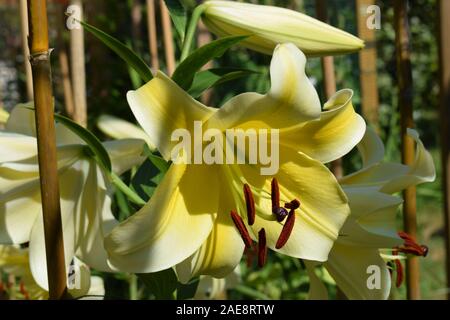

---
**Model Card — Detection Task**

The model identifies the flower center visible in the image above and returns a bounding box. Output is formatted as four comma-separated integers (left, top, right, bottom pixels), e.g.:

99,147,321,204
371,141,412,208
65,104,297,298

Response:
229,176,301,267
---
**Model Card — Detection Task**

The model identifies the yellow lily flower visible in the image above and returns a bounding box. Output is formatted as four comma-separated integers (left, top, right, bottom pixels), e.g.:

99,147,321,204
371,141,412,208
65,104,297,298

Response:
105,43,366,281
305,128,436,300
201,1,364,56
0,244,104,299
0,104,145,291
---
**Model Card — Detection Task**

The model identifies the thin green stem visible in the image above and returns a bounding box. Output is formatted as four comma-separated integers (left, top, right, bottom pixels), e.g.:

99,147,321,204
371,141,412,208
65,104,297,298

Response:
110,172,146,206
180,4,206,61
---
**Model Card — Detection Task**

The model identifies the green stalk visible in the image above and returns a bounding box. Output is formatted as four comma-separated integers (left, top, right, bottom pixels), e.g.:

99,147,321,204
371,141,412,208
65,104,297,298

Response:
180,4,206,61
110,172,146,206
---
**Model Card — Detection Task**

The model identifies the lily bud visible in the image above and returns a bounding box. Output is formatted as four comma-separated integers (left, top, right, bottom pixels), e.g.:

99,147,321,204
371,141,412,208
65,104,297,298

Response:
202,1,364,56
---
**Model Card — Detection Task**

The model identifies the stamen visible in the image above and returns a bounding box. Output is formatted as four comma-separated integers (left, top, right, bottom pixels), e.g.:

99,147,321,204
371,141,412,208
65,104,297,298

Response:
274,207,289,222
396,231,428,257
244,245,256,268
243,184,256,225
271,178,280,212
275,209,296,249
19,281,30,300
395,259,403,288
285,199,300,210
258,228,268,267
230,210,253,249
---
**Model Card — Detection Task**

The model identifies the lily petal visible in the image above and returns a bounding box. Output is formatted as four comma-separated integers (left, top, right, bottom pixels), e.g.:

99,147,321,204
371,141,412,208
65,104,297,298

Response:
0,133,37,162
105,163,219,273
241,147,349,262
207,43,321,130
280,89,366,163
103,139,145,175
97,115,156,151
304,261,329,300
176,182,244,282
340,129,436,194
126,72,216,160
325,243,391,300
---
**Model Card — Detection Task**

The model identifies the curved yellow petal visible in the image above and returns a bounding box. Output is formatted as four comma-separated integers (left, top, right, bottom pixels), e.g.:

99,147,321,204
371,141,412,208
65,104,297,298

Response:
105,163,219,273
126,72,216,160
304,261,329,300
208,44,320,131
356,126,385,168
103,139,145,175
280,89,366,163
176,181,244,282
240,147,350,262
97,114,156,151
325,243,391,300
5,103,36,137
0,133,37,162
340,129,436,194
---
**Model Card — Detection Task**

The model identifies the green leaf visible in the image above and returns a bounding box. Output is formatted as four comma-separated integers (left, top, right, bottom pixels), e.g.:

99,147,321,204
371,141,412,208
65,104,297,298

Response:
138,269,178,299
188,68,259,98
163,0,187,42
172,35,248,90
177,277,200,300
54,114,112,173
79,20,153,82
131,148,169,201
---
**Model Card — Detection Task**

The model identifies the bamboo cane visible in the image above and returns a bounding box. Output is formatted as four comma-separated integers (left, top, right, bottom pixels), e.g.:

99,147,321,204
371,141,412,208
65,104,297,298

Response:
438,0,450,301
57,4,75,119
70,0,87,127
20,0,34,100
394,0,420,300
146,0,159,71
356,0,379,127
160,0,175,75
27,0,67,300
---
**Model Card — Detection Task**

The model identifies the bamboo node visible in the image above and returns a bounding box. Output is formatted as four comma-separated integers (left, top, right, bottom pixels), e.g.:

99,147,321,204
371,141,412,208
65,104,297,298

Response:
29,49,53,65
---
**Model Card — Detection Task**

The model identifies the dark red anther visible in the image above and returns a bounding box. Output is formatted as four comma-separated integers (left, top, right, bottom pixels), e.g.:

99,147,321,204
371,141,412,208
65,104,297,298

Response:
285,199,300,210
396,231,429,257
275,209,296,249
258,228,268,268
243,184,255,226
395,259,403,288
271,178,280,212
19,281,30,300
230,210,253,249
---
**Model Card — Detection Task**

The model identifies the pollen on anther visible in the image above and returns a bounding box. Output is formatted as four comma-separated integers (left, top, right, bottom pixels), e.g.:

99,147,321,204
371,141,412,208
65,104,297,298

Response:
285,199,300,210
258,228,267,268
243,184,256,226
275,209,296,249
230,210,253,249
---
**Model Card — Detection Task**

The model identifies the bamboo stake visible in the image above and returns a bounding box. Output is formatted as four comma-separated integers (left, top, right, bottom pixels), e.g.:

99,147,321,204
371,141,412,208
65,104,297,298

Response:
438,0,450,301
316,0,343,179
70,0,87,127
20,0,34,100
57,4,75,119
394,0,420,300
160,0,175,75
356,0,379,127
131,0,143,53
27,0,67,300
146,0,159,71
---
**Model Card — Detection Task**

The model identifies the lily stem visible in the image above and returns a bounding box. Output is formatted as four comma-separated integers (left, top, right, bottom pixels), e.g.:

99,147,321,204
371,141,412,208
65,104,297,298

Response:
180,4,206,62
110,172,146,207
